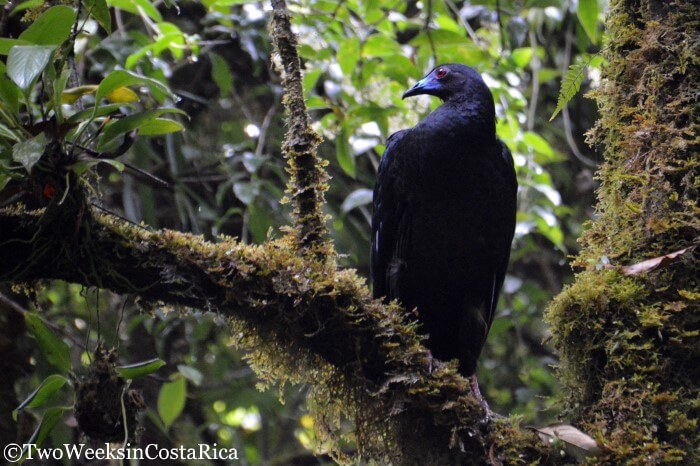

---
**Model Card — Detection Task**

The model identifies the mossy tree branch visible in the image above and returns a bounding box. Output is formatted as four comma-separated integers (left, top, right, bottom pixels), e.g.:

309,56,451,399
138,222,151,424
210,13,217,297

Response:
0,208,548,464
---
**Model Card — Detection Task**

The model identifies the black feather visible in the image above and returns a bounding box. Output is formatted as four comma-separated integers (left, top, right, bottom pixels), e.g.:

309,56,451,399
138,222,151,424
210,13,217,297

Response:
371,64,517,376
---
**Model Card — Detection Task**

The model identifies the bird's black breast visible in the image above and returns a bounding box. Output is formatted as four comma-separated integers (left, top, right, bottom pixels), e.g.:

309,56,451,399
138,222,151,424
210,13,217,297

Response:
371,119,516,376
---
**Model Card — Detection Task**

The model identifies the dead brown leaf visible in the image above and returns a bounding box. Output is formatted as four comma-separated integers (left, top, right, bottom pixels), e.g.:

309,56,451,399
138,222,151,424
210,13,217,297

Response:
533,423,602,461
618,247,691,276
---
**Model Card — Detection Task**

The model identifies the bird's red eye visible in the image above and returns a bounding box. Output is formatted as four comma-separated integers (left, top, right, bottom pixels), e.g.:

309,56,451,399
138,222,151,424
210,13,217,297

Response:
435,67,447,79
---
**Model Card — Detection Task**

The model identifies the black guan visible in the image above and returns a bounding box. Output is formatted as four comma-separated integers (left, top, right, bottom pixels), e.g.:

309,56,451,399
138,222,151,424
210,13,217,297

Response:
371,64,517,387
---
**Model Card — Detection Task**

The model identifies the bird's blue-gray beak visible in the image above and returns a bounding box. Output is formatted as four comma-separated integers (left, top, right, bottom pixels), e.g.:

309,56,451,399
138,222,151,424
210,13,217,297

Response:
402,76,439,99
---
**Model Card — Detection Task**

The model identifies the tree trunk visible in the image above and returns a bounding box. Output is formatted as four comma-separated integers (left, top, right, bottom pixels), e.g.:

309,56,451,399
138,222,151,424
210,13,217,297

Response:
545,0,699,463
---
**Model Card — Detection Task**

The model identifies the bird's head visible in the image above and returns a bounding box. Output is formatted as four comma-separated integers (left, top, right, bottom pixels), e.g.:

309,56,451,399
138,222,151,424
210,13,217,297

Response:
402,64,489,103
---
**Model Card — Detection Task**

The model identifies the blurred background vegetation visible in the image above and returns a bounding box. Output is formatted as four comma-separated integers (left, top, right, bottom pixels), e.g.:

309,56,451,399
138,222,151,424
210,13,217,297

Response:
1,0,607,463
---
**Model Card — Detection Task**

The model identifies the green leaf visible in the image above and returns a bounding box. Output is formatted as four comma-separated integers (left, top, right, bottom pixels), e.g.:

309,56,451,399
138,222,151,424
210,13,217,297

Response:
302,68,323,95
94,70,173,110
434,14,460,33
210,52,233,97
412,30,489,67
61,84,99,104
0,38,31,55
341,188,372,213
154,22,184,59
437,44,488,66
107,0,162,22
25,312,71,372
18,6,77,45
511,47,534,68
0,62,21,126
6,45,55,91
70,157,125,176
337,38,360,75
177,364,203,386
116,358,165,379
247,202,274,243
577,0,599,43
242,151,266,173
347,105,392,136
67,103,125,124
85,0,112,33
14,374,69,419
0,173,11,192
523,131,556,160
13,133,47,172
138,118,185,136
107,86,140,103
525,0,565,5
125,24,186,69
376,55,415,86
233,181,260,205
336,124,356,178
124,44,154,70
25,406,66,447
411,29,469,47
538,221,564,250
53,68,71,124
97,108,186,149
362,34,403,58
550,54,597,121
538,68,561,83
0,122,21,143
158,375,186,429
8,0,43,16
210,0,257,6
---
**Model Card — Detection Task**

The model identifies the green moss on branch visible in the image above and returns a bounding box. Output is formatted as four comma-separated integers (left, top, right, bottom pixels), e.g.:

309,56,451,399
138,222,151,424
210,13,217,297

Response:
0,208,554,464
546,1,699,463
270,0,330,259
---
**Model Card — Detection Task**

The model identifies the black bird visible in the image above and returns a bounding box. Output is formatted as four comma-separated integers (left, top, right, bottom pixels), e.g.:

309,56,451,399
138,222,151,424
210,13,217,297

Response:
371,64,517,396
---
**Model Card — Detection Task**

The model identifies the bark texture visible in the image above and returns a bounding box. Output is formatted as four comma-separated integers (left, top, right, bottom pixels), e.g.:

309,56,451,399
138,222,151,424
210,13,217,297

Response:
270,0,330,259
546,1,699,463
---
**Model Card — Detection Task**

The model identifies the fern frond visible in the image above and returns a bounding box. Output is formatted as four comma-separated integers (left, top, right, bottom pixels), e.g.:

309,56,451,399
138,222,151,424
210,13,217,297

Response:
550,54,597,121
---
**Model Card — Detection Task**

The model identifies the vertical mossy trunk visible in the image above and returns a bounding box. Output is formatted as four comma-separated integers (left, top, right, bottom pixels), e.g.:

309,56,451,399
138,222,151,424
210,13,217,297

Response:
270,0,331,260
546,1,698,463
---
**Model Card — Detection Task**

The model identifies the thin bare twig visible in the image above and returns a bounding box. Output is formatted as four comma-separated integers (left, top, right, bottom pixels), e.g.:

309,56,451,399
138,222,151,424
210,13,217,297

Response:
443,0,479,45
496,0,507,53
527,29,540,132
255,101,279,158
424,0,438,63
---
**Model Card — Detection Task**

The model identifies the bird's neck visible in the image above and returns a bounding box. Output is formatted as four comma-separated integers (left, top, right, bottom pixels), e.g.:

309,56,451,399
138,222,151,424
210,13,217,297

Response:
419,101,496,144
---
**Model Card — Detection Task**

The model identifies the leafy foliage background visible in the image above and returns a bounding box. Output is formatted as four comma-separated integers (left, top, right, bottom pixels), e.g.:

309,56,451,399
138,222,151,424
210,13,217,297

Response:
1,0,605,462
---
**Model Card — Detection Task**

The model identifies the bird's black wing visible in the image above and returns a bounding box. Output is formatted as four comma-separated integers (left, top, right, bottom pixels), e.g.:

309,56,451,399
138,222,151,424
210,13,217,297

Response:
484,140,518,330
371,129,410,301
